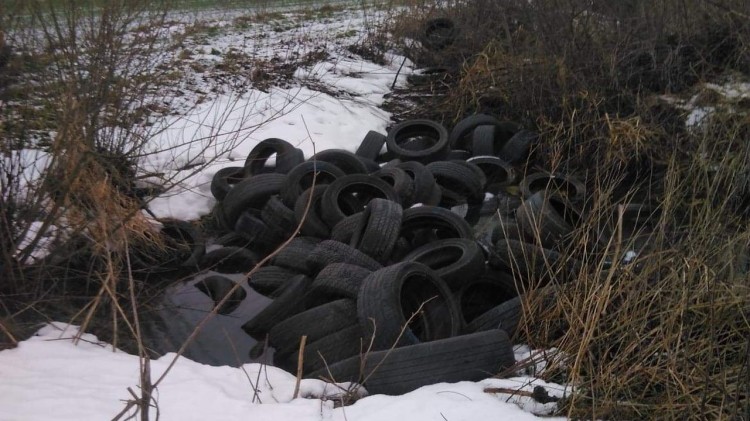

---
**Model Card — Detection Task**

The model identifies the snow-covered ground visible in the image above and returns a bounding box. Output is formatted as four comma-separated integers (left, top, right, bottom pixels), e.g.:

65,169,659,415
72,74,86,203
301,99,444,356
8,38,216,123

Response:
0,323,569,421
140,5,405,220
1,4,572,420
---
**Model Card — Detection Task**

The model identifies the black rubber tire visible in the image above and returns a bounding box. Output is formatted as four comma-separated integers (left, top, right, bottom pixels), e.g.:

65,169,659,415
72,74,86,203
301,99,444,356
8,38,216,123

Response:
499,129,539,164
243,138,304,176
350,198,403,264
449,191,483,227
489,239,577,285
329,212,363,244
261,195,297,238
222,173,286,228
306,240,383,274
456,269,519,327
157,219,205,271
386,237,413,263
471,124,503,156
214,232,252,248
247,265,297,297
450,159,487,200
279,161,346,208
519,172,586,203
372,167,415,205
399,206,474,249
199,246,260,273
271,236,323,274
490,216,525,243
319,174,400,228
311,149,369,175
278,324,364,374
423,17,458,51
210,166,245,201
476,287,562,339
466,156,516,194
294,184,331,239
394,161,439,205
194,275,247,315
376,153,398,164
268,298,357,352
449,114,500,150
427,183,443,206
401,238,485,289
515,191,582,248
385,120,450,164
446,149,471,160
479,196,500,216
438,186,468,215
357,261,461,351
308,330,516,396
466,296,523,338
601,203,660,244
241,274,311,339
211,202,232,232
234,211,284,252
355,130,387,161
496,192,523,216
426,160,485,202
308,263,372,303
359,157,381,173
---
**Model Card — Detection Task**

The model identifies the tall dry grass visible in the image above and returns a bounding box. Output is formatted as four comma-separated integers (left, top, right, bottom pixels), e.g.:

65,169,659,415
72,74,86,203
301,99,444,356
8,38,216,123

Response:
509,114,750,420
384,0,750,419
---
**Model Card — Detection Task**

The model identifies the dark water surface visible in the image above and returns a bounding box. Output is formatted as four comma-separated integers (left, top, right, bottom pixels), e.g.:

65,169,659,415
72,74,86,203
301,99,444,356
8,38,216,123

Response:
142,269,275,367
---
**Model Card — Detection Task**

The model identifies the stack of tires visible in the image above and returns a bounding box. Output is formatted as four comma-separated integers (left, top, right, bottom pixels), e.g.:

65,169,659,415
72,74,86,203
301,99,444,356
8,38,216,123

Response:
203,114,594,395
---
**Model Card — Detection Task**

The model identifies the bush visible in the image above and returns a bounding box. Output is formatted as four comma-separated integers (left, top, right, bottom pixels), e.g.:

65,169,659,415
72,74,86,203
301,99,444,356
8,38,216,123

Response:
0,0,215,350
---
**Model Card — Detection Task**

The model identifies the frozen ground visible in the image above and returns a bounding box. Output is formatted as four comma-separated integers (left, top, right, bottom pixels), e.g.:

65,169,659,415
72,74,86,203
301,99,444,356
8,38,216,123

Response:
0,323,569,421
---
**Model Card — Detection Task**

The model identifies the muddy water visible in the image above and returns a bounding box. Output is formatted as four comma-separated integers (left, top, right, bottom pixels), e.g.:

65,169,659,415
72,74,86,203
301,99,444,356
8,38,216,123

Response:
142,270,275,367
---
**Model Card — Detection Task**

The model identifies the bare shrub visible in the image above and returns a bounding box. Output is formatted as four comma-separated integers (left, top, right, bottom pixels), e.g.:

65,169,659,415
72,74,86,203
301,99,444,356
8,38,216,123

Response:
0,0,251,349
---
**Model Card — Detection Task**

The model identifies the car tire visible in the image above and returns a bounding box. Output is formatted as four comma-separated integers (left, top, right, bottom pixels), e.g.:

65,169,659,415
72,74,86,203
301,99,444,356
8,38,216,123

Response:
357,261,461,351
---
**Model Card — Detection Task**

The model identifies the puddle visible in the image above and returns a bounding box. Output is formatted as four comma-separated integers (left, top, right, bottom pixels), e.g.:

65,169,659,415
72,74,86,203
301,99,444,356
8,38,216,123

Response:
141,270,276,367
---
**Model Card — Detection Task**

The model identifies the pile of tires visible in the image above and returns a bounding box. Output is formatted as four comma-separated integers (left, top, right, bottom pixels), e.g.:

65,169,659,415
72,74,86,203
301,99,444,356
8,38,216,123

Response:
200,114,594,395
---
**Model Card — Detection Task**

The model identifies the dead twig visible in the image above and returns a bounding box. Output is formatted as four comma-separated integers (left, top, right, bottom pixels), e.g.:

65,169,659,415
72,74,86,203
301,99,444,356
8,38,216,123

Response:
293,335,308,399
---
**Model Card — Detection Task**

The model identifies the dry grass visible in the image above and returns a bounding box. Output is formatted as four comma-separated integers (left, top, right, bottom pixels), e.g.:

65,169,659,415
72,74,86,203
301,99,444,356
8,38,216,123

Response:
497,107,750,420
382,0,750,419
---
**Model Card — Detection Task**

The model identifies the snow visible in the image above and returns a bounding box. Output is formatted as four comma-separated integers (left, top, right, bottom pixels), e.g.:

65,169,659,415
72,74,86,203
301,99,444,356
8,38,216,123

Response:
661,76,750,129
141,7,409,220
685,106,714,127
704,81,750,100
0,323,568,421
144,83,395,220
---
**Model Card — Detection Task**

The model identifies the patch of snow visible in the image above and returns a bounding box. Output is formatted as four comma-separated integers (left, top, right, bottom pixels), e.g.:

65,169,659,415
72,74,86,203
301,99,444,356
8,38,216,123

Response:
513,345,563,378
685,106,714,128
703,81,750,100
0,323,568,421
661,76,750,129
